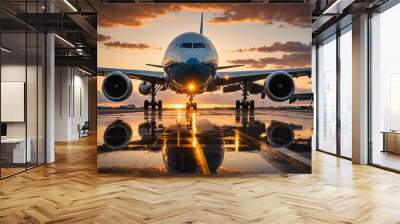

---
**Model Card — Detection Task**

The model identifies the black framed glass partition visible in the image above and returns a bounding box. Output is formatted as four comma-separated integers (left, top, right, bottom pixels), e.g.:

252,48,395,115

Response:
339,25,352,159
370,2,400,172
317,35,337,155
316,23,353,159
314,0,400,172
0,1,46,179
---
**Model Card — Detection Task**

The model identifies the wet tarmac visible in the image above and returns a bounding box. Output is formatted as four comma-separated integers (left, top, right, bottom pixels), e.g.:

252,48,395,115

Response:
97,109,313,176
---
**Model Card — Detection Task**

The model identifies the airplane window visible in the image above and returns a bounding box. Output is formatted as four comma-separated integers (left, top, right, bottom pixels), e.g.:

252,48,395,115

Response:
193,43,205,48
180,43,192,48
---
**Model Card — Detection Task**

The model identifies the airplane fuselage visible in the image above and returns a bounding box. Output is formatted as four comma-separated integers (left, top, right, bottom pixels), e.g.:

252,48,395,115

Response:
161,32,218,94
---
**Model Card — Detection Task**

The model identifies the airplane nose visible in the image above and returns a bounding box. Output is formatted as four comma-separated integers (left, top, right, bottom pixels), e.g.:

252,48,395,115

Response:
186,58,199,65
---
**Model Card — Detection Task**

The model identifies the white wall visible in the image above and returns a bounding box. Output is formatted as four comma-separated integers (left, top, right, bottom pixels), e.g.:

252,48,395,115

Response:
1,62,46,164
55,67,89,141
1,64,42,138
71,71,89,138
1,64,26,138
55,66,70,141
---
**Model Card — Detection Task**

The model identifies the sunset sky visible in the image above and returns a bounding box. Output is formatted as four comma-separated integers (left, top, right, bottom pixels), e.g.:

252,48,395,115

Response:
97,3,312,108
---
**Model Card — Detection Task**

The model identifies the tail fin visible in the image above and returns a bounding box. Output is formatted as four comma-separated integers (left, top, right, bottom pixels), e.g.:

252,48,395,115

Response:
200,12,203,35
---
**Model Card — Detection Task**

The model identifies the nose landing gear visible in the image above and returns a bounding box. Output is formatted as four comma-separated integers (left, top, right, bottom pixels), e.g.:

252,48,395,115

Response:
235,82,255,110
186,94,197,110
144,99,162,110
144,82,163,110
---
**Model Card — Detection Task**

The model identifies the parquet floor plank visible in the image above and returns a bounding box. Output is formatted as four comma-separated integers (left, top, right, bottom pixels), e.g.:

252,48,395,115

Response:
0,136,399,223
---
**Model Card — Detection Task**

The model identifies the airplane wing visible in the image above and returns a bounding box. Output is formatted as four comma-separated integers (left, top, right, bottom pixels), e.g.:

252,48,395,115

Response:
216,67,311,86
97,67,165,84
289,93,313,104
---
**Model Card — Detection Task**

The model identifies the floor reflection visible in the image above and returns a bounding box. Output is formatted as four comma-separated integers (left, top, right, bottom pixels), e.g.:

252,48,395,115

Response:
97,109,312,175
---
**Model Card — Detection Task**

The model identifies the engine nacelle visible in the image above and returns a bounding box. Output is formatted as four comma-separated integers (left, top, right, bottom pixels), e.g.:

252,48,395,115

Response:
102,71,132,102
263,71,295,102
266,122,294,148
138,81,152,95
103,120,132,149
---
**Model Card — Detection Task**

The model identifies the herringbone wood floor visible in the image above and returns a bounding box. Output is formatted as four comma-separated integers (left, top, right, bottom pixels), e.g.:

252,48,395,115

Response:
1,136,400,224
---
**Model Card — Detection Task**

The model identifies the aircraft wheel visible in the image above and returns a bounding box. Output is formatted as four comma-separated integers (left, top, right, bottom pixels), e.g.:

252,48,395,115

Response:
151,101,157,110
249,100,255,110
243,101,249,109
158,100,162,110
144,100,150,110
236,100,241,109
193,103,197,110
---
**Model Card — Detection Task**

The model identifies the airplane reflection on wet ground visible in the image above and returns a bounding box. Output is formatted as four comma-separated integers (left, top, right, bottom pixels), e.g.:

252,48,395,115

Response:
97,109,313,175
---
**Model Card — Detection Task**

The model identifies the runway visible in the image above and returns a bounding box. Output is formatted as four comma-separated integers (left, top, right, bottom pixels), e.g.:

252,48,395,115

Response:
97,109,313,175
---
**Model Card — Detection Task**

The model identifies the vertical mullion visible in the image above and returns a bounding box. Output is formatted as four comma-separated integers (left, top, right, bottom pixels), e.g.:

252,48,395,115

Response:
315,44,320,151
44,0,47,164
25,1,28,171
44,33,47,164
36,0,39,167
336,29,341,157
367,11,373,165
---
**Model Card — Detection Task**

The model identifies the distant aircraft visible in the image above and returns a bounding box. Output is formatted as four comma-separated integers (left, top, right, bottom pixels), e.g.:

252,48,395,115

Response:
98,13,311,110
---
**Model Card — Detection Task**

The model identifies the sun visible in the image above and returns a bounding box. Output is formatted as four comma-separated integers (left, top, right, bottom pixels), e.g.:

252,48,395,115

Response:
169,104,186,109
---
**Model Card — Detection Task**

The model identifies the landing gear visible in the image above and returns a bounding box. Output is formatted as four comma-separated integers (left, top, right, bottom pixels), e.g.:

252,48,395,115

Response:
235,82,255,110
186,103,197,110
249,100,255,110
144,100,150,110
186,94,197,110
145,99,162,110
144,82,163,110
157,100,162,110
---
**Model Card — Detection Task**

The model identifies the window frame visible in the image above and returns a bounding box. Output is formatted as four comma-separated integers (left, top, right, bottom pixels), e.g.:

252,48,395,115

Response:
315,23,353,160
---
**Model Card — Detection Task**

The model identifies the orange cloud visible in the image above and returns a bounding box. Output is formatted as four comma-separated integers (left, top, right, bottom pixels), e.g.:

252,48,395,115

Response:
98,4,180,28
235,41,310,53
102,41,161,50
228,52,311,69
97,34,111,42
208,5,310,28
98,4,310,28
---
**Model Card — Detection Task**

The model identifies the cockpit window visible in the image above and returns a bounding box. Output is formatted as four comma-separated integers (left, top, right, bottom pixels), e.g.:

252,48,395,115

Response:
193,43,206,48
180,43,192,48
179,43,207,49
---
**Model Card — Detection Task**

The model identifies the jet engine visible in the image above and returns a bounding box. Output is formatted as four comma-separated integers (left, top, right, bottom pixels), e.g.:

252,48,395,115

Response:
103,120,132,149
102,71,132,101
266,122,294,148
138,81,152,95
263,71,295,102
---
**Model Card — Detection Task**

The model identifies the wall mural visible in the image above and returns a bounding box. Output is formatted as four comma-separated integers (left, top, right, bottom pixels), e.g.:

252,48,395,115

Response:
97,3,313,175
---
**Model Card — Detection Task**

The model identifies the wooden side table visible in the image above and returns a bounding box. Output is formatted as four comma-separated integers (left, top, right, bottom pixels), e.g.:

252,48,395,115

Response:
382,131,400,154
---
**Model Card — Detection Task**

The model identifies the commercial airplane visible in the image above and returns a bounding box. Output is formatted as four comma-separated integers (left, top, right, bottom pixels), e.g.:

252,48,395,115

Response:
98,13,311,110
